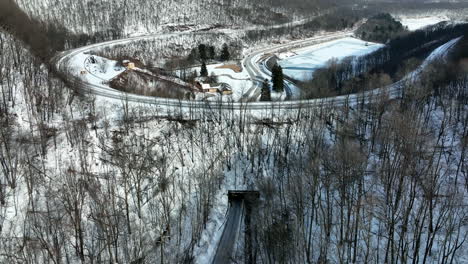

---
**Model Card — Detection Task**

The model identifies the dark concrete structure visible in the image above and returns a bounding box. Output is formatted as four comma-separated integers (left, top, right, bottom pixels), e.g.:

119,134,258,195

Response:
212,191,259,264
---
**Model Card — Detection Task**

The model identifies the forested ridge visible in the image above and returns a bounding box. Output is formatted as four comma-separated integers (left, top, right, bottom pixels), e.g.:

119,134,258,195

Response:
302,22,468,99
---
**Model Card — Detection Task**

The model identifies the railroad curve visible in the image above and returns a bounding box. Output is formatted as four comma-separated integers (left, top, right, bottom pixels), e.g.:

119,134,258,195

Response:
52,30,462,112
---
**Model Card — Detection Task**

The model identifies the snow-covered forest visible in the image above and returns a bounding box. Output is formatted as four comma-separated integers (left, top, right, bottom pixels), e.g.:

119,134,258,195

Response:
14,0,334,37
1,0,468,263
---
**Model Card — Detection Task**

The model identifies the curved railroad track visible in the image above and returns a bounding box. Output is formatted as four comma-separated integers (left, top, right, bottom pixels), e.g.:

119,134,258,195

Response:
53,30,461,111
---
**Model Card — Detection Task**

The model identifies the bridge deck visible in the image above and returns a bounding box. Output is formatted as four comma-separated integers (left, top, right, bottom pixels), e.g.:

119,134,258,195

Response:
212,191,260,263
212,200,244,264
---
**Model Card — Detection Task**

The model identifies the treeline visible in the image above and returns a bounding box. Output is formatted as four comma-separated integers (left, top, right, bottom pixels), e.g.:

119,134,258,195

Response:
368,1,468,15
356,13,407,43
14,0,337,40
302,22,468,99
48,25,124,50
266,0,340,11
382,22,468,71
243,7,369,44
186,43,231,64
0,0,126,63
0,0,52,61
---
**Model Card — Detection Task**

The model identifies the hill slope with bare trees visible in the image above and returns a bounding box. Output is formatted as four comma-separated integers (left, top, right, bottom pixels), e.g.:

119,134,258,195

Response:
0,1,468,263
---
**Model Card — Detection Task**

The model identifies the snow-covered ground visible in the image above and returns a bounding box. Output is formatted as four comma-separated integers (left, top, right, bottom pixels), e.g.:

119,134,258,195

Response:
203,63,250,79
277,37,384,81
180,63,253,102
398,15,449,31
70,53,125,85
3,16,468,263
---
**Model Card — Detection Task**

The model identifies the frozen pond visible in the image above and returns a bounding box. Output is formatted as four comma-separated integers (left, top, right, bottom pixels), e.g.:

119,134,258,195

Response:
278,37,384,81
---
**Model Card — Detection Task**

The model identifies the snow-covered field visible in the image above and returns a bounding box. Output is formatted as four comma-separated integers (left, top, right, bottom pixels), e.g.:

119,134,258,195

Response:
278,37,384,81
398,16,449,31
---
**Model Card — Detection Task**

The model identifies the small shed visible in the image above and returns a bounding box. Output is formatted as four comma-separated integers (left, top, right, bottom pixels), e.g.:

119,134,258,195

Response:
196,81,223,93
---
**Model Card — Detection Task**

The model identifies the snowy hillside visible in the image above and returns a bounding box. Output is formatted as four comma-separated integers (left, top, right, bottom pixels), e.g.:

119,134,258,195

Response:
2,26,468,263
1,1,468,263
15,0,307,36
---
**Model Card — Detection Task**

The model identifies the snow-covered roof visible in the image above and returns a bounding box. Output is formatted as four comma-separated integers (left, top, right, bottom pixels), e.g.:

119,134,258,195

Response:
198,82,225,90
200,83,211,89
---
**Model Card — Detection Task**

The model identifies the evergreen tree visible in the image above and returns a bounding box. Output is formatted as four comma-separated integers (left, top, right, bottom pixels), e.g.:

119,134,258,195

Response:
187,48,197,64
272,64,284,92
260,79,271,101
209,46,216,60
220,44,230,61
198,44,207,61
200,61,208,77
